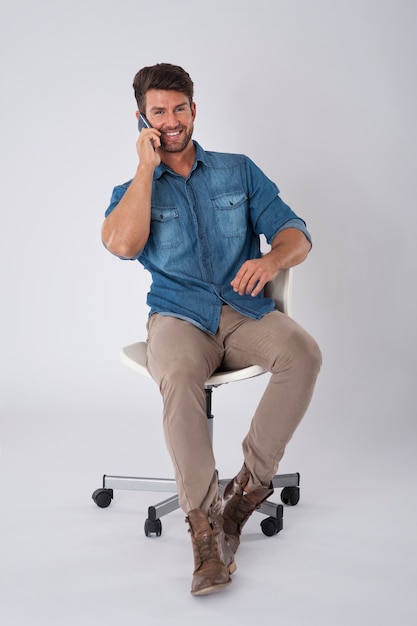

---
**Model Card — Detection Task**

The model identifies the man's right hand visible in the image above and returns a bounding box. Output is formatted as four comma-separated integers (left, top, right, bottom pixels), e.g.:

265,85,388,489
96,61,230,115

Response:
137,127,162,168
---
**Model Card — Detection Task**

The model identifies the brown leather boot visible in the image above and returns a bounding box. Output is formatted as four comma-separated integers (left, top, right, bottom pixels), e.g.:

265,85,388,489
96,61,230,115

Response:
220,464,274,554
186,509,232,596
208,497,237,576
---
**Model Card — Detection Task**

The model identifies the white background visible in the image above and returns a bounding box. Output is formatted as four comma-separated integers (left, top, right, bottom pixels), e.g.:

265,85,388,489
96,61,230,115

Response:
1,1,416,624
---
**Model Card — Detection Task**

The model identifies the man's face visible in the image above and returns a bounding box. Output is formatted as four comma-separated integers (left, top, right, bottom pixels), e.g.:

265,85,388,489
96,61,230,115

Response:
144,89,196,153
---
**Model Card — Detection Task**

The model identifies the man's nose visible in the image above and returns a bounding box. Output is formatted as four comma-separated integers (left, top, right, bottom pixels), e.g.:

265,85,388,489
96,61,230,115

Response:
166,111,179,127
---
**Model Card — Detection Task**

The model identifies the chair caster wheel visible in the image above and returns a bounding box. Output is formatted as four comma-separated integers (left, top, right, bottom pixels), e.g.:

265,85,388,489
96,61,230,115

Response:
92,488,113,508
281,486,300,506
260,515,283,536
144,518,162,537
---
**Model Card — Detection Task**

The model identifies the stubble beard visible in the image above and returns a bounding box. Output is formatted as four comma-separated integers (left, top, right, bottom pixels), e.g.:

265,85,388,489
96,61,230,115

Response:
159,124,194,153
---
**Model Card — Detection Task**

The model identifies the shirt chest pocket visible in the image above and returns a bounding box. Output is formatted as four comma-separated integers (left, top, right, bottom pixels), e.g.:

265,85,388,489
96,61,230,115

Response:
211,191,248,238
150,206,183,249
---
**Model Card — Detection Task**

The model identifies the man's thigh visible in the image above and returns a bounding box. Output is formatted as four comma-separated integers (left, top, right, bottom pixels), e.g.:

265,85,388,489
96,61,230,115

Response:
220,307,310,373
146,314,224,384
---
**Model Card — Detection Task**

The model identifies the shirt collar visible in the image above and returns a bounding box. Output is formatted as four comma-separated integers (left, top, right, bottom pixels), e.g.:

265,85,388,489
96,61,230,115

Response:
154,141,208,179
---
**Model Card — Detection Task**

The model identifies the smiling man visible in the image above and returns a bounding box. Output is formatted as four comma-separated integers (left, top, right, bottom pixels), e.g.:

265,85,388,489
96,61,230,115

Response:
145,92,195,153
101,63,322,596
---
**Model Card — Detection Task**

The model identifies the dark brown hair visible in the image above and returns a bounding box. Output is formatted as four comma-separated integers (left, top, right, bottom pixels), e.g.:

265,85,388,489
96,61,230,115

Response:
133,63,194,112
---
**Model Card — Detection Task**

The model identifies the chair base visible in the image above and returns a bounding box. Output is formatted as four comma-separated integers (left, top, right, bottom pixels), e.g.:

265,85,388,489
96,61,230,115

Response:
92,388,301,537
92,472,300,537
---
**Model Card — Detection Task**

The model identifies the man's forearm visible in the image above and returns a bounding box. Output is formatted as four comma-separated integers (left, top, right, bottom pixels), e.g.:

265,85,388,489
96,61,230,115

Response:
268,228,312,270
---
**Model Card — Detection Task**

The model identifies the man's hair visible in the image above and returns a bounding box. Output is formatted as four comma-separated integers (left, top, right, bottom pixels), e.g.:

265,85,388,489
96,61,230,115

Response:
133,63,194,112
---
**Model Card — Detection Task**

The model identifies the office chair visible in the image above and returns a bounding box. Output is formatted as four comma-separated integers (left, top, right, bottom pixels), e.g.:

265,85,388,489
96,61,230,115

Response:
92,268,301,538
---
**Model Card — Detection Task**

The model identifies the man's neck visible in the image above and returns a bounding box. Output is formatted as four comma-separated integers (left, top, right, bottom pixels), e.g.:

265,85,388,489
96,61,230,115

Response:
159,141,196,178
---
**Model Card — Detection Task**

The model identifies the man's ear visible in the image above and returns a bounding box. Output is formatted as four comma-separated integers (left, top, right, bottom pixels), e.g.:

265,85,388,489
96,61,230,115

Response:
191,101,197,120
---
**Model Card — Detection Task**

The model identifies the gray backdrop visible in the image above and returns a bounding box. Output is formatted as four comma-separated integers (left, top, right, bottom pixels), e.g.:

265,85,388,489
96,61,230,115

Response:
1,1,416,622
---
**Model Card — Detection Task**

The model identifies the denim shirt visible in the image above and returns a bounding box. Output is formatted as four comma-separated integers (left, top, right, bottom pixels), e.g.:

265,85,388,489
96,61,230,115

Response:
105,141,311,335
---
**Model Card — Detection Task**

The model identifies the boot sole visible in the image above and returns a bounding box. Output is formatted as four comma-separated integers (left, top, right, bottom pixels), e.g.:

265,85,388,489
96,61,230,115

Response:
191,579,232,596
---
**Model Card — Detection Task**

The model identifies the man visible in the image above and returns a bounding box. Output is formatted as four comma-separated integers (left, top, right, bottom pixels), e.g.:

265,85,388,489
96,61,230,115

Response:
102,63,322,596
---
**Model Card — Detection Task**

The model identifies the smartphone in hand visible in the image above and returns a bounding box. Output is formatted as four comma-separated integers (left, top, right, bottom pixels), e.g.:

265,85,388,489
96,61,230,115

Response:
138,112,152,131
138,112,156,151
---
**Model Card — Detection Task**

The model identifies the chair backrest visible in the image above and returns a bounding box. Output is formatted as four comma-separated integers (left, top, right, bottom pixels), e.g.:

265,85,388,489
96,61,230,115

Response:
264,267,293,316
120,268,293,381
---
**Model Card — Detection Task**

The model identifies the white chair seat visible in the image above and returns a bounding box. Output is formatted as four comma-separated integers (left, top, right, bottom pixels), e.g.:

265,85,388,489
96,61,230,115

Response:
120,340,266,386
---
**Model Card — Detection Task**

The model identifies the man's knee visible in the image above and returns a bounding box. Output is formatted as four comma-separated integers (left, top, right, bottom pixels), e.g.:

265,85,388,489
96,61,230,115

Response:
271,325,322,375
303,332,322,375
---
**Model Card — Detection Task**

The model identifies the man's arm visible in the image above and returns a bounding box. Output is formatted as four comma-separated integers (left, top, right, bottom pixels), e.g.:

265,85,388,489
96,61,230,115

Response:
230,228,311,297
101,127,161,259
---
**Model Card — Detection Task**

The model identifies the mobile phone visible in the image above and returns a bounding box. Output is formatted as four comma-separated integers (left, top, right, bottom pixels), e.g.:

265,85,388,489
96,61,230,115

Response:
138,113,155,150
138,112,152,131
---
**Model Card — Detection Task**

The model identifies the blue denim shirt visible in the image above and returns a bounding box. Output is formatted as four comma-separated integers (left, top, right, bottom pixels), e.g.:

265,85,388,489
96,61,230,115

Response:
105,141,311,334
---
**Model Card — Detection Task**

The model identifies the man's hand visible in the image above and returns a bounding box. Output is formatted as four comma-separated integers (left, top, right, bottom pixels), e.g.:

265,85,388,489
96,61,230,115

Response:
137,127,162,168
231,256,279,297
231,228,311,297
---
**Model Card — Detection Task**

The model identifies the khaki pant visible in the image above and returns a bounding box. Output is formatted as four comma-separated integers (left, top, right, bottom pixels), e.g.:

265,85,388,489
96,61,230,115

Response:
146,305,322,514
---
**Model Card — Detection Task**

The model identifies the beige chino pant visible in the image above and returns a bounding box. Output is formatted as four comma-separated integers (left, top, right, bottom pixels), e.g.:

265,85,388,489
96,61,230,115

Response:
146,305,322,514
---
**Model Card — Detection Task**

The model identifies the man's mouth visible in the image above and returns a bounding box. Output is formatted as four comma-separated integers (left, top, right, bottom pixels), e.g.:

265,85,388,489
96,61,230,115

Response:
163,129,182,138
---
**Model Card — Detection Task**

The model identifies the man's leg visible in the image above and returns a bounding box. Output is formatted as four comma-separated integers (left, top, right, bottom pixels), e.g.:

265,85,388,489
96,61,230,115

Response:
220,306,322,486
218,306,322,549
146,313,234,595
146,313,223,514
